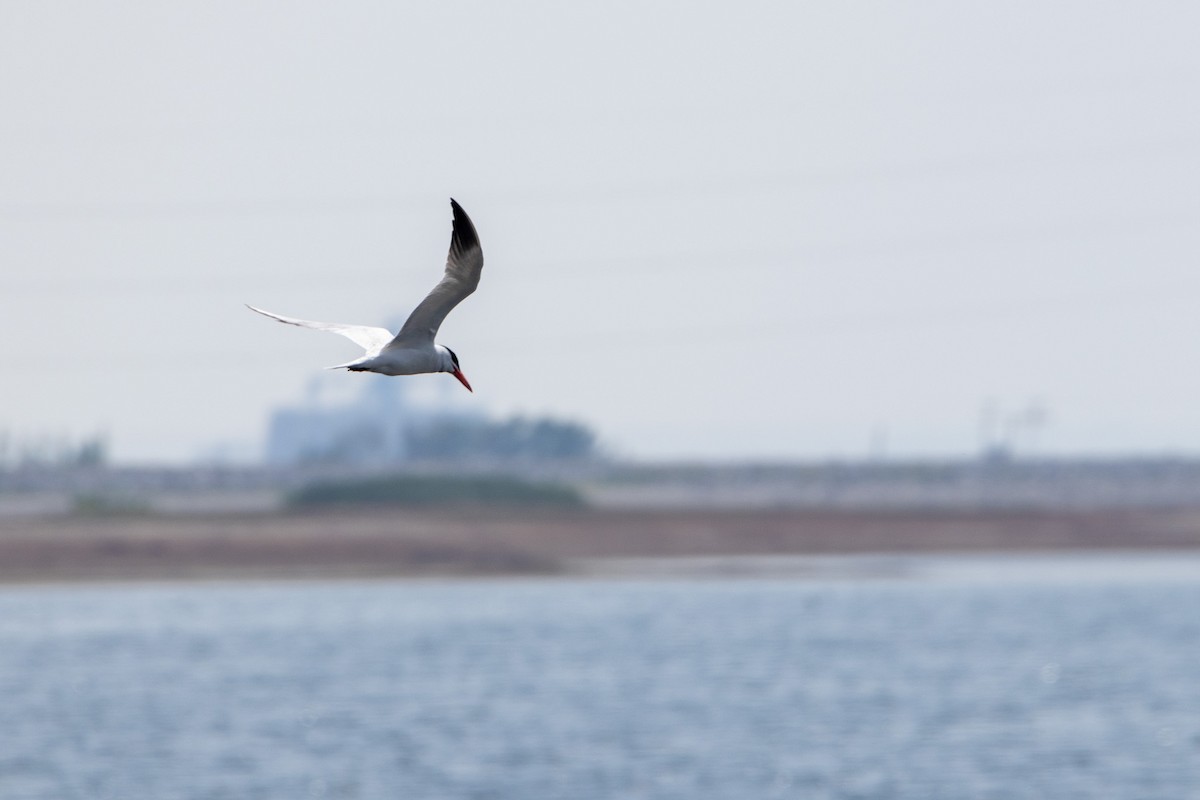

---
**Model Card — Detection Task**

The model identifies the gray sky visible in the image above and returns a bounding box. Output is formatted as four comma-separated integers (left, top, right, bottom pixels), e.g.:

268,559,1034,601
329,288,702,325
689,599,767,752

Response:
2,2,1199,463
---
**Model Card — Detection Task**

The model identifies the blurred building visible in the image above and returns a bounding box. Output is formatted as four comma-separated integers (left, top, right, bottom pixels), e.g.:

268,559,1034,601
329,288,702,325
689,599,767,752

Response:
267,375,462,464
264,375,596,466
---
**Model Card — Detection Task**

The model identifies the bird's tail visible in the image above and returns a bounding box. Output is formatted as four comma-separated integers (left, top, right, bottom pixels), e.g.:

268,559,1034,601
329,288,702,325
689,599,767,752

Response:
326,359,366,371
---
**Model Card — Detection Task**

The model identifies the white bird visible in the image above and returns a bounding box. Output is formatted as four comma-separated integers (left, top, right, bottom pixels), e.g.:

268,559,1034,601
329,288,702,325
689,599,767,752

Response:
247,198,483,392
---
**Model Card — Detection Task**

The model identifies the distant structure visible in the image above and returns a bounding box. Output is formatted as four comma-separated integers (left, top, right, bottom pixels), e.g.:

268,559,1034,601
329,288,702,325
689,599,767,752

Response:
265,375,596,466
0,432,108,469
267,377,415,464
977,399,1049,463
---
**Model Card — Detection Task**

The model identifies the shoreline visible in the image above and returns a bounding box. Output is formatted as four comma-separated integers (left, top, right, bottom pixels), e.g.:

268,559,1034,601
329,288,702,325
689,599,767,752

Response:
8,549,1200,590
2,506,1200,585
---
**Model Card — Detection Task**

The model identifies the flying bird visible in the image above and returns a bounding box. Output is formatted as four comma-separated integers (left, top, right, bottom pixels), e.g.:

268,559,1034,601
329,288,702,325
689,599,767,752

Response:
247,198,483,392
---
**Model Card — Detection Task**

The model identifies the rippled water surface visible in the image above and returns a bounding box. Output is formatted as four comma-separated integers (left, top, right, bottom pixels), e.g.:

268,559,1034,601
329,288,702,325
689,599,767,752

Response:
2,556,1199,799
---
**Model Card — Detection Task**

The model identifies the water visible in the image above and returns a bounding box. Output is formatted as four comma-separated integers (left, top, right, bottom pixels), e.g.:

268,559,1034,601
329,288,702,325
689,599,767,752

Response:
2,556,1199,799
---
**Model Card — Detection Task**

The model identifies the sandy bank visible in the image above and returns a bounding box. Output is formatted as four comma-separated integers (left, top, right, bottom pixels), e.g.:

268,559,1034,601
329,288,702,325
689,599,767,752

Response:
2,507,1200,583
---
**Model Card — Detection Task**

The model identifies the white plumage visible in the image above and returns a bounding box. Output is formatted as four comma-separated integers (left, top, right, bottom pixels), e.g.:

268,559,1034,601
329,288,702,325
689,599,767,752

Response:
248,198,483,392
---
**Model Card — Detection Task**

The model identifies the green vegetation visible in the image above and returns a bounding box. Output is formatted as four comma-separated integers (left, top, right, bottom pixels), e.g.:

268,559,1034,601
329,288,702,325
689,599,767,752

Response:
287,474,586,509
71,492,151,517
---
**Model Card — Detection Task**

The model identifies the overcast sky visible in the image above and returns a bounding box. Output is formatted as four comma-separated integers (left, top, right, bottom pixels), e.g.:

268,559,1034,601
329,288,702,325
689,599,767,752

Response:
2,2,1199,463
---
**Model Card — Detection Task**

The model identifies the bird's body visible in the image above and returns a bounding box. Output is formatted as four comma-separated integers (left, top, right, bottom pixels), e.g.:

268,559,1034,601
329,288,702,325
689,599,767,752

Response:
247,199,483,391
341,343,452,376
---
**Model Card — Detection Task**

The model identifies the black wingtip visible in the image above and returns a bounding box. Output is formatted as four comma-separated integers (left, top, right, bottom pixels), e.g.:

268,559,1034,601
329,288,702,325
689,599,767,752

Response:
448,198,481,258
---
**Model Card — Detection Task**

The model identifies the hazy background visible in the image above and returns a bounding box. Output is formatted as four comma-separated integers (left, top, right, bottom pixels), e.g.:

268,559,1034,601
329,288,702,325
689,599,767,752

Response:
2,1,1199,463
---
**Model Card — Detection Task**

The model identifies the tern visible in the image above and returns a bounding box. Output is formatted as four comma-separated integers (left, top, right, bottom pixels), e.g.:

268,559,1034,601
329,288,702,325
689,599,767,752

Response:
247,198,482,392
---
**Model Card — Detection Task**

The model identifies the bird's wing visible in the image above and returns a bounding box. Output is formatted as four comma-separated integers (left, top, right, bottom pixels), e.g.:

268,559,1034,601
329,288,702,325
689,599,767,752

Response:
245,305,395,354
386,198,484,350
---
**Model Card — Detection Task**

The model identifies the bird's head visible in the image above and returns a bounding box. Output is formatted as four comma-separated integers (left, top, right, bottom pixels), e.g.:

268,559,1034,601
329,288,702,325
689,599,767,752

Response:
437,345,472,392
